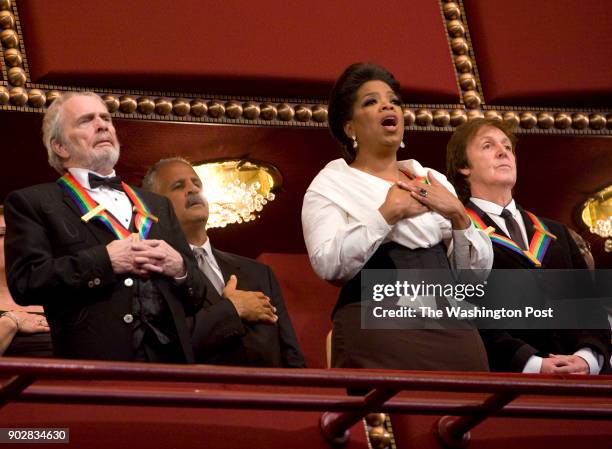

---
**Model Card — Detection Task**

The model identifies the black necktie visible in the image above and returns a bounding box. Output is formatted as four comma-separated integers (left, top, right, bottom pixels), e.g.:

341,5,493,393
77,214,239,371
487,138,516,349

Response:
501,209,527,250
88,173,123,191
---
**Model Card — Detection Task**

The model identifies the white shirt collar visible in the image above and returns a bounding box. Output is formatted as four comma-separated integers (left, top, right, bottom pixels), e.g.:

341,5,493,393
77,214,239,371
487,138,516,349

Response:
68,168,117,190
189,237,223,276
190,237,214,258
470,197,517,217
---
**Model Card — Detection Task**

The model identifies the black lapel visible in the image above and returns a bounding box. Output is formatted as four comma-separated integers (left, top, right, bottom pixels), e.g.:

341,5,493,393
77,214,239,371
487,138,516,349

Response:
517,205,536,242
196,246,235,305
202,273,224,305
59,182,156,243
212,247,241,285
466,201,507,237
466,200,531,268
129,186,158,238
60,190,118,244
518,206,558,266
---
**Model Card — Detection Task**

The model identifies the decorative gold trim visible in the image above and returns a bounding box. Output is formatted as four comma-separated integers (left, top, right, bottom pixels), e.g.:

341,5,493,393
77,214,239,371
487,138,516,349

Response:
0,85,610,134
383,414,397,449
0,85,8,103
364,413,396,449
1,0,30,87
439,0,485,108
482,105,612,134
0,0,610,136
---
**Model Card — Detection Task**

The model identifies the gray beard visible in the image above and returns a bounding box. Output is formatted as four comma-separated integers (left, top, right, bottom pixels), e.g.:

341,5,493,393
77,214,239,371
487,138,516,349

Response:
68,143,120,173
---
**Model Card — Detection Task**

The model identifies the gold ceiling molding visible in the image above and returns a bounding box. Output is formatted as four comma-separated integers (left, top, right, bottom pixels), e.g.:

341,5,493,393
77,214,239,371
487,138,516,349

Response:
439,0,485,109
0,0,28,84
98,94,329,127
480,105,612,134
0,0,611,135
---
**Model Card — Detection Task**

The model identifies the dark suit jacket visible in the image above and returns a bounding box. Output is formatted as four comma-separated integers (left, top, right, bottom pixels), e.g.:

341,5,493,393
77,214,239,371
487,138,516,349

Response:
4,182,206,362
191,247,305,367
467,201,610,372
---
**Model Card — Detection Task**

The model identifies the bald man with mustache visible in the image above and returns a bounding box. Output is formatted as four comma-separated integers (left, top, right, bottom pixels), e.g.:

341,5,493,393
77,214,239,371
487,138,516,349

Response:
143,157,305,367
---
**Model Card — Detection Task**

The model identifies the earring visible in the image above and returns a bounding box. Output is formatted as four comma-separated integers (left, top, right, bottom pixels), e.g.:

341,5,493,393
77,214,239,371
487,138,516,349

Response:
400,141,405,149
351,136,358,149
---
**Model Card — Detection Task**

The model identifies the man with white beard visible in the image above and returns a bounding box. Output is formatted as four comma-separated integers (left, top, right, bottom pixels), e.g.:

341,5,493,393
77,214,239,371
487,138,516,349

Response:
3,92,206,363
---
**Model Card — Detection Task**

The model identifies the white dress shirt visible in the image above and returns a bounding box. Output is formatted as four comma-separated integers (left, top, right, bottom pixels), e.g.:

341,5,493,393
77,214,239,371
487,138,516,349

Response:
470,198,529,248
69,168,191,283
469,196,602,374
301,158,493,282
68,168,132,228
190,238,225,286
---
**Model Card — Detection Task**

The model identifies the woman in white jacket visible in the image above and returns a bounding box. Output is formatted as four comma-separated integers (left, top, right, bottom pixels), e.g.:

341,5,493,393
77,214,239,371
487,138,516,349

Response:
302,63,493,371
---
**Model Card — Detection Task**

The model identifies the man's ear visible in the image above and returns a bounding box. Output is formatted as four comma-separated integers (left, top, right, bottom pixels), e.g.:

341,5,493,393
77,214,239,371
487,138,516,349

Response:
51,140,70,159
343,121,354,140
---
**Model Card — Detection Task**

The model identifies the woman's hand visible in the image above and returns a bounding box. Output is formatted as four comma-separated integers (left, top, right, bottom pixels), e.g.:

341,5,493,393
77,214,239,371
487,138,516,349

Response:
379,182,429,225
6,311,50,334
401,171,470,230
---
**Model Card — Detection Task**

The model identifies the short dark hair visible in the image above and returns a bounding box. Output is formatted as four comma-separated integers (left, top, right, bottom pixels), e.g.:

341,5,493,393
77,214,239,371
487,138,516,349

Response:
446,118,517,203
328,63,402,163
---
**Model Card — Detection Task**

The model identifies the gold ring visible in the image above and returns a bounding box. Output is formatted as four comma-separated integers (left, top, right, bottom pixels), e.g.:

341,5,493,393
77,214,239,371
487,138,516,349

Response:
419,188,428,197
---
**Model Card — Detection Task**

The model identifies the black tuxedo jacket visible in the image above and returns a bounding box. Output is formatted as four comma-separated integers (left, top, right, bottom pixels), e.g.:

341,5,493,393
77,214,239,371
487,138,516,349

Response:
467,201,610,372
4,182,206,362
191,247,305,367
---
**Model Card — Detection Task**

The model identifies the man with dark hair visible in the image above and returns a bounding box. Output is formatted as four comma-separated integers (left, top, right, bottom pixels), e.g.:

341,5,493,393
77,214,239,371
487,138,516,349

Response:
143,158,305,367
446,118,609,374
4,92,206,363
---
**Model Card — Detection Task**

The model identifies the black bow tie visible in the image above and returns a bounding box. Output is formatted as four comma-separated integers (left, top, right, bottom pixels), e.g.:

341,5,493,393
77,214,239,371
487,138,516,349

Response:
88,173,123,191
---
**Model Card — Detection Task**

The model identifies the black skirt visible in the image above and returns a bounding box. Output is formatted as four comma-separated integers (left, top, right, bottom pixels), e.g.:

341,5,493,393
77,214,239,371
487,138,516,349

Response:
331,242,489,372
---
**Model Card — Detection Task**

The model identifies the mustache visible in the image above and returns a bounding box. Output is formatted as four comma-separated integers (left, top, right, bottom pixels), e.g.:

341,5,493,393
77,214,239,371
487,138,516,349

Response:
185,192,206,208
93,133,116,145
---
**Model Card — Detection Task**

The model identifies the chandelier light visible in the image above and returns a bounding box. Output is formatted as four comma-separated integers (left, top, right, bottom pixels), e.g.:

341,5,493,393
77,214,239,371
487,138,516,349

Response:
581,185,612,252
192,159,281,229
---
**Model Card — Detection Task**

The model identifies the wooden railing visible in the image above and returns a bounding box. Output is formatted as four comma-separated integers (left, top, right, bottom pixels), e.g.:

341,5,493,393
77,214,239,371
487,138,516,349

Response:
1,357,611,448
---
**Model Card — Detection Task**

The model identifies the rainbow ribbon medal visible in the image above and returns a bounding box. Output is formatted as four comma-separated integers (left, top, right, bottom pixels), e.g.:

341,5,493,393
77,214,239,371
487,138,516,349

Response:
465,208,556,267
123,183,158,240
58,172,157,240
412,175,430,185
393,169,431,186
523,210,557,266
